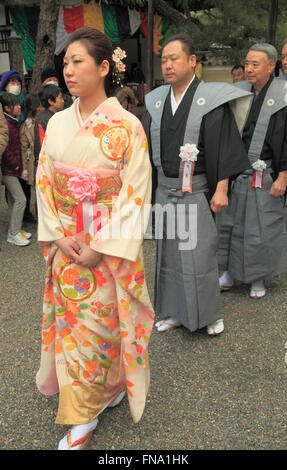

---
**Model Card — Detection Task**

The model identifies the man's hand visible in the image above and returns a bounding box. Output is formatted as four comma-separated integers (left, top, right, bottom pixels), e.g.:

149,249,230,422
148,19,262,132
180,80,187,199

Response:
210,178,229,213
54,237,81,261
76,245,102,268
270,171,287,197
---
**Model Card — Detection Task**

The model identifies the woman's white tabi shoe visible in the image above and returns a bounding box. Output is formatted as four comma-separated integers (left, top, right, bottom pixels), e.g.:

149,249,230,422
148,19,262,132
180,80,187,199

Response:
155,317,181,332
58,417,99,450
206,319,224,336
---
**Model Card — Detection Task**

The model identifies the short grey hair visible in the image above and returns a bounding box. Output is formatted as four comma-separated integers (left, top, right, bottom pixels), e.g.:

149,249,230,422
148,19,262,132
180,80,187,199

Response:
248,43,278,64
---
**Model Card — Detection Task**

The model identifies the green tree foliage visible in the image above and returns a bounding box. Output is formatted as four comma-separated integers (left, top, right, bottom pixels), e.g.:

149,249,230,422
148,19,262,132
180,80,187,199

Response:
166,0,287,62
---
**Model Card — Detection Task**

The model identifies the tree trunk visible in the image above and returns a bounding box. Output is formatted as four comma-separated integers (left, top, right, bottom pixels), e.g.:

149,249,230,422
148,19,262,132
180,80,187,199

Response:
147,0,154,92
30,0,60,93
268,0,279,45
153,0,203,29
8,36,26,95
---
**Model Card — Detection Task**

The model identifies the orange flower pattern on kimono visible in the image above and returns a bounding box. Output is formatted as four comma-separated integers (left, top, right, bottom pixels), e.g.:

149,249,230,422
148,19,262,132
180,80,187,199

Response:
36,97,154,425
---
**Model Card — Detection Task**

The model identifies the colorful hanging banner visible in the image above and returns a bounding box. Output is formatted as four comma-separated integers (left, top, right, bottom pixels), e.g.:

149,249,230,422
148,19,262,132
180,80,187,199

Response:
56,3,142,53
140,11,171,56
9,6,39,71
9,3,171,71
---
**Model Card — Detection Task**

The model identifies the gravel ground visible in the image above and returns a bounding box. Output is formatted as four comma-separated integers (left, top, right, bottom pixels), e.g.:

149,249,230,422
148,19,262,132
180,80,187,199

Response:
1,188,287,451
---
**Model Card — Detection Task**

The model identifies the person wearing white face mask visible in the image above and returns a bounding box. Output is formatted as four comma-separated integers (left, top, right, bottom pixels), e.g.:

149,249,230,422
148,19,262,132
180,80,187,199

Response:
41,67,73,108
41,67,60,87
8,83,21,95
0,70,25,122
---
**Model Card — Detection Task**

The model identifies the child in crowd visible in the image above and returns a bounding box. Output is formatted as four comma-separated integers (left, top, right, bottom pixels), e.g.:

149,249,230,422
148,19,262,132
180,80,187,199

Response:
20,94,44,221
0,70,25,122
0,93,31,246
34,85,64,170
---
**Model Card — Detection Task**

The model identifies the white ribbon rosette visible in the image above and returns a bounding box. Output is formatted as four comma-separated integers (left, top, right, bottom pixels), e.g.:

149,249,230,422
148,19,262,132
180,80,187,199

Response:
251,159,267,189
179,143,199,193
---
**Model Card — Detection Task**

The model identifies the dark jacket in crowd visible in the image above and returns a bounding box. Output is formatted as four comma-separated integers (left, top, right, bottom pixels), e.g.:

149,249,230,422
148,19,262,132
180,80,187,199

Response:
1,113,22,177
34,109,54,167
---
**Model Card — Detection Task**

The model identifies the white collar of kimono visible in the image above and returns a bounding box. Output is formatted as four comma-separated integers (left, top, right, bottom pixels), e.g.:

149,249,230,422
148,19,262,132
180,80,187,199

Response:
75,97,117,127
170,75,196,115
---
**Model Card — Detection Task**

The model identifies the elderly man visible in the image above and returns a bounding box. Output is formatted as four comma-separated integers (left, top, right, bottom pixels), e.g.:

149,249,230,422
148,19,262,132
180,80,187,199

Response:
219,43,287,299
142,34,251,335
280,39,287,78
231,64,245,83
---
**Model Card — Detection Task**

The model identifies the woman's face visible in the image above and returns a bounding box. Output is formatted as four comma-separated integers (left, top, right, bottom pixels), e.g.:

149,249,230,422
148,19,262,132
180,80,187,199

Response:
63,40,109,98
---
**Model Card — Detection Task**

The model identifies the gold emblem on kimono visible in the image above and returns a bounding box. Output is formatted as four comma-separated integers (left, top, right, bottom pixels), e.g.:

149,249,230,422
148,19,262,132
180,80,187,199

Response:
100,126,130,161
57,263,97,302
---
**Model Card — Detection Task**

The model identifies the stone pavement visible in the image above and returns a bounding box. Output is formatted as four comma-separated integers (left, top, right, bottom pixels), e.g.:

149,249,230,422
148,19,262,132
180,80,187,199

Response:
1,191,287,450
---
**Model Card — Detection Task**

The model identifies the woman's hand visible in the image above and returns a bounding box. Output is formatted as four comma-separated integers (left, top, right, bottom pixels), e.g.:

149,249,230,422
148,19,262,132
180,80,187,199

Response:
54,237,81,261
76,245,102,268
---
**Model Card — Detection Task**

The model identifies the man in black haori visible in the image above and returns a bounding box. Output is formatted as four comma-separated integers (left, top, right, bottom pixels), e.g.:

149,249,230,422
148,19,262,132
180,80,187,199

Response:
142,34,251,335
219,43,287,299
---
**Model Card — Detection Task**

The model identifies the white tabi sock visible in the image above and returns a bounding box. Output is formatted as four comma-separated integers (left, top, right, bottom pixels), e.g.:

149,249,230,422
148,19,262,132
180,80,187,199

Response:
58,417,99,450
219,271,234,288
250,280,266,298
155,317,181,332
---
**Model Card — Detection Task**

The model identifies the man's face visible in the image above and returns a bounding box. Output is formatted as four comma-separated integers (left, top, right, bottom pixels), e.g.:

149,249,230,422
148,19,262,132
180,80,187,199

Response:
231,67,245,83
161,40,196,87
245,50,274,90
281,43,287,75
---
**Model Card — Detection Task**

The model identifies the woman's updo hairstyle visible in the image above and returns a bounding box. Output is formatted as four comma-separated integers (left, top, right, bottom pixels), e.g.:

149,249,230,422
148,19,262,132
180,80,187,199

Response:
65,27,119,96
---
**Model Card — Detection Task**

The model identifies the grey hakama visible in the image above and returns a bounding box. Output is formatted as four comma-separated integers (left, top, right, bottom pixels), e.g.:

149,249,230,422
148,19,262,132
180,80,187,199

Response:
218,162,285,283
145,81,252,332
218,79,287,284
154,169,220,331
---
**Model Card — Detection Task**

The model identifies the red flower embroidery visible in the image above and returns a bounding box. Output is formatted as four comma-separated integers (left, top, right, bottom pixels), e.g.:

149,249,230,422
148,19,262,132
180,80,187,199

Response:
92,123,109,138
136,344,143,354
64,309,78,328
94,270,107,287
135,323,145,340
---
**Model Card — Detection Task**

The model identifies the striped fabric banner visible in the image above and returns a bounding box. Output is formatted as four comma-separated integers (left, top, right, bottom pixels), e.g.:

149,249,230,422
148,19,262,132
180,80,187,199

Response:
140,11,171,55
9,3,171,70
9,6,39,71
55,3,140,54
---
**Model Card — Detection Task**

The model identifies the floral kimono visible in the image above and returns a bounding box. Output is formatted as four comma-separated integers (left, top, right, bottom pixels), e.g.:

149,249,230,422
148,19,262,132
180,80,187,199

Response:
36,97,154,425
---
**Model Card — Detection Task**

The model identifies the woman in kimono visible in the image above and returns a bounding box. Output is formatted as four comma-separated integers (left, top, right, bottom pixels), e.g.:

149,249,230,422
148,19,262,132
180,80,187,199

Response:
36,27,154,450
